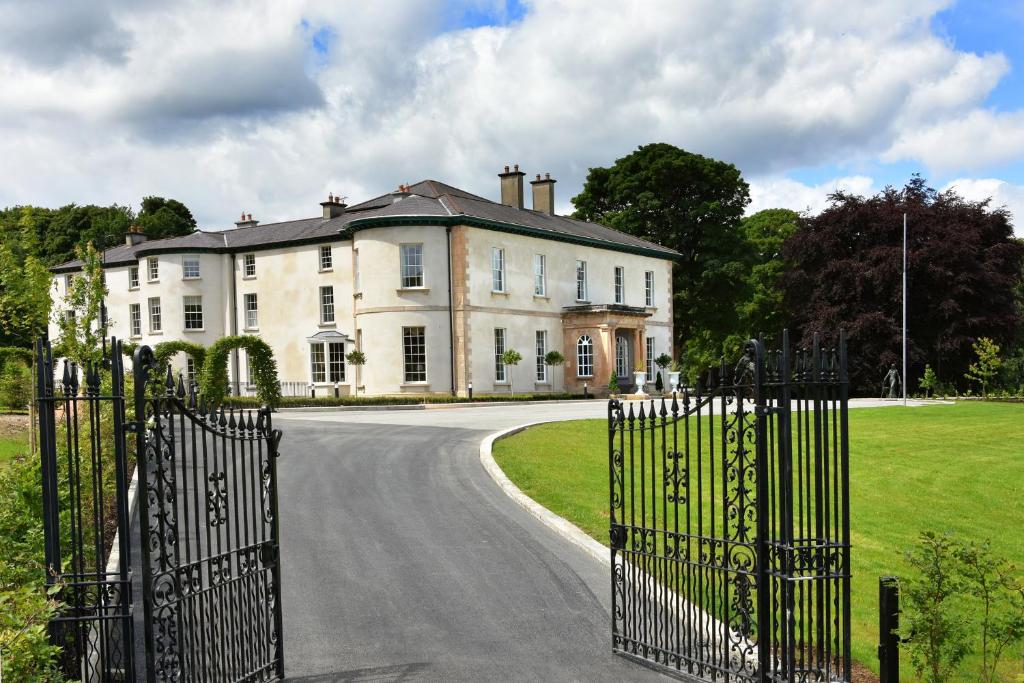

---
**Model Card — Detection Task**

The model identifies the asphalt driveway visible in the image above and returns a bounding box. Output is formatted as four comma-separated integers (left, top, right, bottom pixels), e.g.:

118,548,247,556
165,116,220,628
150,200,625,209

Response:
274,403,665,682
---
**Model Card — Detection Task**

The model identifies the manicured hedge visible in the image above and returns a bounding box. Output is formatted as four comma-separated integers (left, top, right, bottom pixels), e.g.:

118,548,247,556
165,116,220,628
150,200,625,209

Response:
222,392,595,409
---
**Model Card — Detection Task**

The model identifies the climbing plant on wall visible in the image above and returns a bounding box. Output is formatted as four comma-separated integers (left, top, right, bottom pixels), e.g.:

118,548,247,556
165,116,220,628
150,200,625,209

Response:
199,335,281,407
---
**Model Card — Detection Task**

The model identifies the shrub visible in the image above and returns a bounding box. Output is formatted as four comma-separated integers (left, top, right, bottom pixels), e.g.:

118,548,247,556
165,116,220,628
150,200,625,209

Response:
0,363,31,411
609,370,619,394
920,364,938,398
200,335,281,407
655,371,664,392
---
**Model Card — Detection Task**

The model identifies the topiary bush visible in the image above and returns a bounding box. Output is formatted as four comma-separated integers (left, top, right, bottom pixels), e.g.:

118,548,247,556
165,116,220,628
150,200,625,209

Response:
200,335,281,407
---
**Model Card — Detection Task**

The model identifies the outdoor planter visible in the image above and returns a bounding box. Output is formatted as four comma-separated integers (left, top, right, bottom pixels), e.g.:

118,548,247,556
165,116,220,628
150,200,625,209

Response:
633,371,647,396
668,371,680,393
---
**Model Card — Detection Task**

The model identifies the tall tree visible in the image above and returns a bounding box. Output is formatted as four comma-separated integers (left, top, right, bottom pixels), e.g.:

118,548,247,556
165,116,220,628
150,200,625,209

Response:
36,203,135,265
572,143,751,379
54,242,108,365
784,176,1024,395
737,208,799,340
136,196,196,239
0,243,52,348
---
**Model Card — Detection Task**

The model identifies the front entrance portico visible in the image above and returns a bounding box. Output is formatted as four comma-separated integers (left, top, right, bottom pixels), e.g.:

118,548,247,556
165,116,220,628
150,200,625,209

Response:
561,304,651,395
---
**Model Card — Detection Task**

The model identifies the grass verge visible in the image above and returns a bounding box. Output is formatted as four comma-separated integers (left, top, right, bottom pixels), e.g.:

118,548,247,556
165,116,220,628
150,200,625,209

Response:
492,401,1024,681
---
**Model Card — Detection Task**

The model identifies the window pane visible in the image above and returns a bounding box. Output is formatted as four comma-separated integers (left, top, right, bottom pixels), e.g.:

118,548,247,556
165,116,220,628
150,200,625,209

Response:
320,286,335,323
402,327,427,382
535,330,547,382
183,256,200,279
310,344,326,383
645,271,654,307
183,295,203,330
147,257,159,281
646,337,655,378
576,260,587,300
614,266,624,304
534,254,546,296
245,293,258,329
320,245,333,270
328,342,346,382
576,335,593,377
244,254,256,277
494,328,506,382
148,297,162,332
129,304,141,337
492,248,505,292
129,266,139,289
400,244,423,288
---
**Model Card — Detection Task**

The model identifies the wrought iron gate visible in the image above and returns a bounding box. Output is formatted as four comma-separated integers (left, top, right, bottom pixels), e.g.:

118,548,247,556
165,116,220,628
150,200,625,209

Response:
36,339,285,681
36,338,136,681
609,332,850,683
133,347,285,682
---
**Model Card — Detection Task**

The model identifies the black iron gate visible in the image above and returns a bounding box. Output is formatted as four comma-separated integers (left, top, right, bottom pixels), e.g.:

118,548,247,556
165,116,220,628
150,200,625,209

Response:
36,338,285,682
609,332,851,683
133,347,285,682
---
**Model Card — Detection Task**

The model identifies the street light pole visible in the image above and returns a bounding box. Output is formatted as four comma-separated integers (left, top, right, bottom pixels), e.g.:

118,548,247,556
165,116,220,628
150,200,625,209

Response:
902,213,907,406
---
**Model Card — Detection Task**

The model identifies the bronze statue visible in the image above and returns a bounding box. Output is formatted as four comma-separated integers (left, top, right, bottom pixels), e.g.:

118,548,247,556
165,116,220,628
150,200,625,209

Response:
882,363,901,399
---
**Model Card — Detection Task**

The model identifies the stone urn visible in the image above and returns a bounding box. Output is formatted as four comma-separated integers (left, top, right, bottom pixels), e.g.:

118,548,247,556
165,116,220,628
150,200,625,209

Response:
633,371,647,396
668,371,681,393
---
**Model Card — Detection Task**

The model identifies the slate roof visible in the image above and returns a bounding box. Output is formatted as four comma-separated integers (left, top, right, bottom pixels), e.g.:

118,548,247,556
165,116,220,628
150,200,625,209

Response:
52,179,678,272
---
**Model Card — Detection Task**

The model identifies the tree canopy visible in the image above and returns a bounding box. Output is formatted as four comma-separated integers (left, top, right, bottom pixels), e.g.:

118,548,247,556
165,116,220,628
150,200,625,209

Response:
737,208,799,340
136,196,197,240
783,176,1024,394
572,143,751,379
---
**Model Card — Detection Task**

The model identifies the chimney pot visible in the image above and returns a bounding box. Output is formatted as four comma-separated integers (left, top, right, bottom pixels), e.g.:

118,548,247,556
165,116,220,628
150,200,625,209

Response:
504,165,510,173
514,163,519,172
321,193,347,219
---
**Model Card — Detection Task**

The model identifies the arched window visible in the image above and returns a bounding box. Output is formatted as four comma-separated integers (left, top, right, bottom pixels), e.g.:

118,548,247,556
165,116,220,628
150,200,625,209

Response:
576,335,594,377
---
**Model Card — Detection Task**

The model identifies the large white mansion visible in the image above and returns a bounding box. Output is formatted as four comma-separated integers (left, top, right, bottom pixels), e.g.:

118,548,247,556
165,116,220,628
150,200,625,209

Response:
50,167,678,397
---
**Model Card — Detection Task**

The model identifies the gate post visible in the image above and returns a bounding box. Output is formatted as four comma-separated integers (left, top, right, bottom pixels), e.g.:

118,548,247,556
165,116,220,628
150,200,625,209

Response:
263,404,287,678
750,339,772,682
879,576,900,683
35,339,60,582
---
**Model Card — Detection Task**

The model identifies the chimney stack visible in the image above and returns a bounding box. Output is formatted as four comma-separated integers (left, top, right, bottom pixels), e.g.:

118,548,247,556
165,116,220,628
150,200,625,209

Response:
530,172,556,214
321,192,347,220
498,164,525,209
235,211,259,229
125,225,148,246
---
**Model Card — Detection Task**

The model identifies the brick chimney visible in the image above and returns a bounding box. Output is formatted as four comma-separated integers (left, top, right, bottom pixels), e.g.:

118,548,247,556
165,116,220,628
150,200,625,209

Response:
498,164,525,209
321,192,347,219
235,212,259,228
125,225,148,246
530,172,556,214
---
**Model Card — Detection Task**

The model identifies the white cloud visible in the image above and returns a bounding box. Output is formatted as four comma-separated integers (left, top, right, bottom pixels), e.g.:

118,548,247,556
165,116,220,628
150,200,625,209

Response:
941,178,1024,236
747,176,879,216
0,0,1021,229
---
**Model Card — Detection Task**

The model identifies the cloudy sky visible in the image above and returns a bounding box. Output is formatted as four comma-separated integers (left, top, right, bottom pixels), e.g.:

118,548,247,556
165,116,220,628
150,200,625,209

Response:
1,0,1022,234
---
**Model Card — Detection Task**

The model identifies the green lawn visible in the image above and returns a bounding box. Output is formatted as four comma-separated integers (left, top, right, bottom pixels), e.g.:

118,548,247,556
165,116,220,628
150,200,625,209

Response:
493,401,1024,679
0,434,29,469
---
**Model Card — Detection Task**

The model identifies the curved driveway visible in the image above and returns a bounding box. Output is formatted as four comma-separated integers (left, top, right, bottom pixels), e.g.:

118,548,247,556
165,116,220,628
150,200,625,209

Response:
273,401,665,682
274,398,927,681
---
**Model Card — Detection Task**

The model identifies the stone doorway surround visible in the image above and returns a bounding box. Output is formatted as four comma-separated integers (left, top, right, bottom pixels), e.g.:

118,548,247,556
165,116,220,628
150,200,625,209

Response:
560,304,652,395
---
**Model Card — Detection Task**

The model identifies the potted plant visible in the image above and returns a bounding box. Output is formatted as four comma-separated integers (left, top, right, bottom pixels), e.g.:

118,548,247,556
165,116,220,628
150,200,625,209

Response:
501,348,523,395
633,364,647,396
668,360,682,394
655,353,672,394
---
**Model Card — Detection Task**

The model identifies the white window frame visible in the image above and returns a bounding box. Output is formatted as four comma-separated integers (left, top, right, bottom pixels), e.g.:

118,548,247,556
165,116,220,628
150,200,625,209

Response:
645,270,655,307
400,243,424,288
183,295,204,331
576,335,594,377
319,245,333,271
186,357,197,384
533,254,546,296
244,293,258,330
182,255,201,280
243,254,256,278
614,266,624,304
491,247,506,293
494,328,507,382
319,286,335,324
646,337,655,378
576,260,588,301
147,297,162,333
129,303,141,338
65,274,74,292
615,336,629,377
535,330,548,382
402,326,427,383
128,266,139,290
328,342,346,382
147,257,159,282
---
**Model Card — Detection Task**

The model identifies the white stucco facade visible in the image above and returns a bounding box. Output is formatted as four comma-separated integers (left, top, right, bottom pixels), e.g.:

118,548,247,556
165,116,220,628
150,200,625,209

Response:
49,177,677,397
